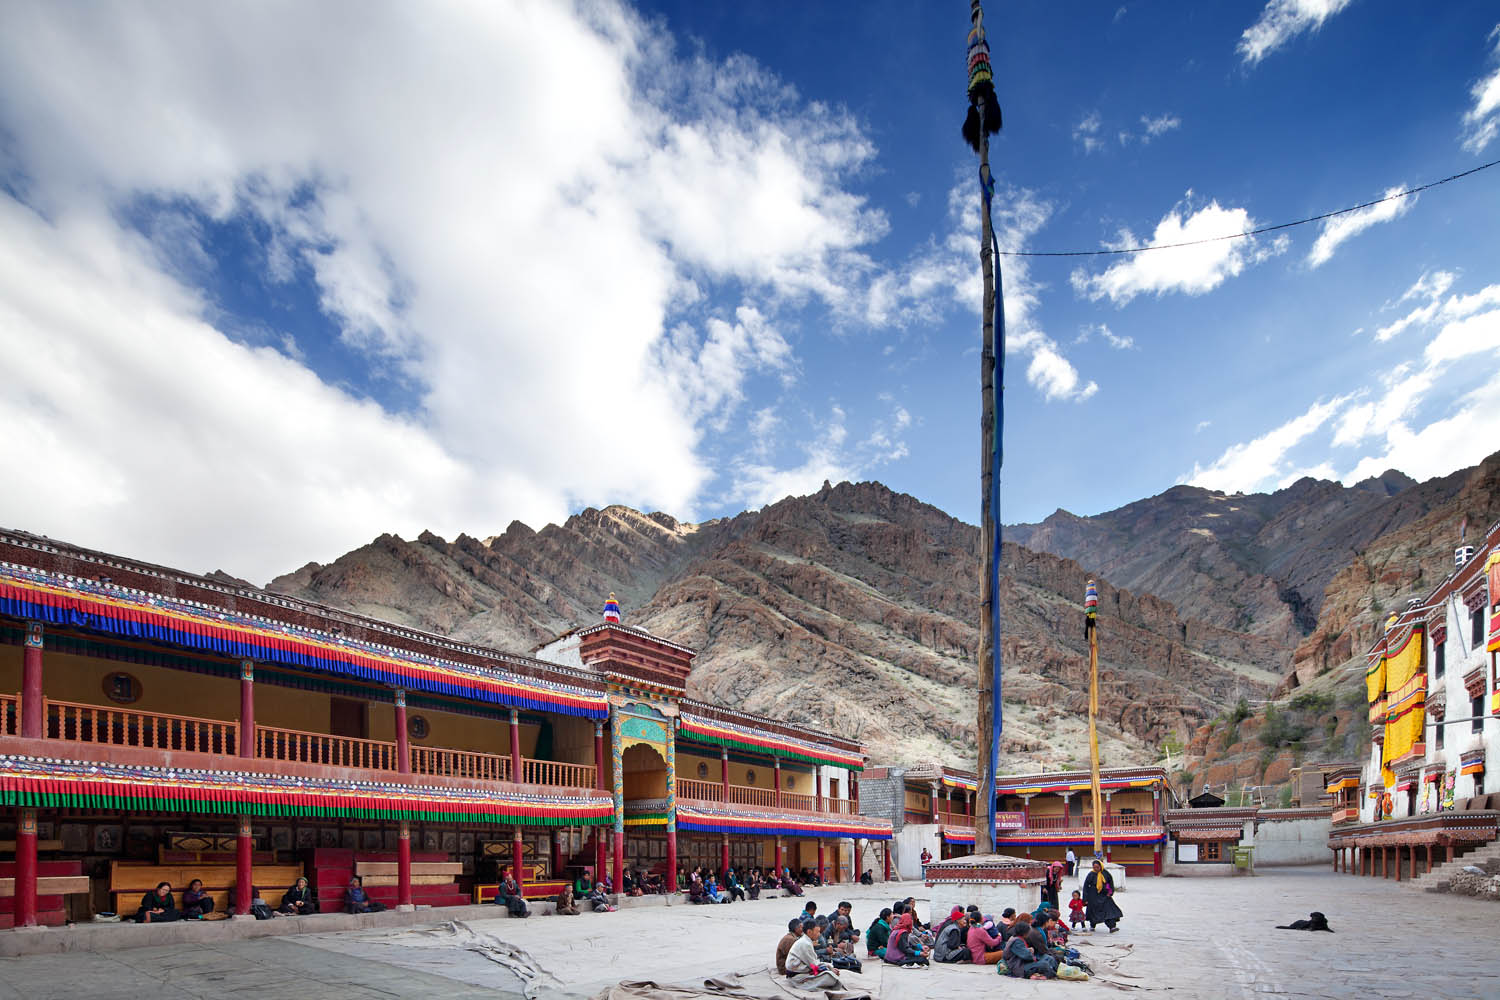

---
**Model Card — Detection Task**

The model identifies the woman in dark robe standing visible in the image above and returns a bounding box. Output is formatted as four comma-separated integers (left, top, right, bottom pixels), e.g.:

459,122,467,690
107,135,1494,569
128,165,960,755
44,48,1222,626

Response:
1081,859,1122,932
1040,862,1063,911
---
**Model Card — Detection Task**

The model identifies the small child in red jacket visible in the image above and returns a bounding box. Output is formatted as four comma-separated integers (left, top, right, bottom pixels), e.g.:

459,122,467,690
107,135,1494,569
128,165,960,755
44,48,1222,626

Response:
1067,890,1086,930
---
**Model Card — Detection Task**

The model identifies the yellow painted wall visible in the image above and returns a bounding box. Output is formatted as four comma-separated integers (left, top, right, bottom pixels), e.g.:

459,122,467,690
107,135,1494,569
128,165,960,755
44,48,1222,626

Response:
8,648,241,721
551,715,596,766
1028,795,1068,816
1110,845,1155,864
904,787,931,811
1109,790,1155,814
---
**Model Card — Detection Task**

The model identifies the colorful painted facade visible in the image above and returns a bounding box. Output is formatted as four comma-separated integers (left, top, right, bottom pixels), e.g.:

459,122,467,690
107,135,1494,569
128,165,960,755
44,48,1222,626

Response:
1330,519,1500,880
0,528,888,929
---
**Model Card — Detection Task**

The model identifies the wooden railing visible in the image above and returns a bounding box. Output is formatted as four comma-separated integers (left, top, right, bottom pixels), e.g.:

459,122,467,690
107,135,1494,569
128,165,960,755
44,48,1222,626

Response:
1007,812,1159,832
256,725,397,771
0,693,16,737
521,757,595,788
411,745,511,782
677,777,719,801
823,798,855,815
728,783,776,808
781,792,816,812
47,698,238,754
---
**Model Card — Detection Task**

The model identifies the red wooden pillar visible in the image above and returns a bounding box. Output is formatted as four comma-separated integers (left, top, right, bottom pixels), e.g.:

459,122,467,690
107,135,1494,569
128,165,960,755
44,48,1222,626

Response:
397,819,413,908
20,623,43,739
239,660,255,758
552,830,565,879
721,749,730,803
394,690,410,773
774,836,783,878
928,780,937,823
1426,843,1433,873
720,833,730,877
14,807,38,928
235,816,253,915
665,830,678,893
816,840,825,884
612,829,624,894
594,722,606,791
513,827,526,896
851,774,859,813
773,760,782,808
1152,845,1161,875
509,709,522,782
882,840,891,881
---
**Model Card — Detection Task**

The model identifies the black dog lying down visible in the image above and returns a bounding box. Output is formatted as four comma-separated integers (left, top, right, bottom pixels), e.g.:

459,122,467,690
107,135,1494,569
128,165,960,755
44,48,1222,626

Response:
1276,911,1333,932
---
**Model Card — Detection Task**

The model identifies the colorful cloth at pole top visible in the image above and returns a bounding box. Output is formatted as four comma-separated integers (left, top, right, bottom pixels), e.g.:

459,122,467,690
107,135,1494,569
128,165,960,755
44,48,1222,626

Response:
1085,580,1098,615
962,0,1003,152
603,593,621,623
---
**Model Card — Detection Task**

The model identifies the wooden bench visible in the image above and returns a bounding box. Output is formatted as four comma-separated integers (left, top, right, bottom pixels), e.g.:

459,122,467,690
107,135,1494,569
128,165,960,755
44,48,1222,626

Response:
109,862,303,913
473,880,571,904
0,876,90,897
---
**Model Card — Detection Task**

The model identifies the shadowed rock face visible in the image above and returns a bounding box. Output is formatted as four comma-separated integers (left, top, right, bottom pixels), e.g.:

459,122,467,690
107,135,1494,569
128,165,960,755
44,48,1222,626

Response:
265,481,1276,770
1007,462,1483,650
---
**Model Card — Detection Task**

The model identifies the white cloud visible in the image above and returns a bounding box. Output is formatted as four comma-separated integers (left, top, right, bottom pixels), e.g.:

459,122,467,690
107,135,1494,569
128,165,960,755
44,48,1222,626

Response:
1183,395,1349,493
1140,114,1182,139
866,176,1098,403
1071,198,1287,305
728,399,913,508
1207,270,1500,494
1076,323,1134,349
0,1,899,580
1462,24,1500,153
1342,368,1500,483
1238,0,1354,66
1073,111,1104,153
1306,187,1413,267
1194,420,1212,433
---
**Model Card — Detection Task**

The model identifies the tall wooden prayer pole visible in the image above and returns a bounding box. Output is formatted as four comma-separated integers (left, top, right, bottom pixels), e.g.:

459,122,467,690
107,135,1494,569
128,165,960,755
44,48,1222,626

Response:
1085,580,1103,858
965,0,1005,854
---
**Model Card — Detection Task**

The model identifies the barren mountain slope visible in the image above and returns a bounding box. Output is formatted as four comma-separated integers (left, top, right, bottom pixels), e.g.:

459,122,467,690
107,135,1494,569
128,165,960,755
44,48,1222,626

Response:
268,481,1278,769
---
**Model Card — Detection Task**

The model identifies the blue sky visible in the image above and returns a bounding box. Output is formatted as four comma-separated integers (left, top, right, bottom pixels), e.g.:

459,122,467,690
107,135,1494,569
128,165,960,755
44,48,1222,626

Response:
1,1,1498,584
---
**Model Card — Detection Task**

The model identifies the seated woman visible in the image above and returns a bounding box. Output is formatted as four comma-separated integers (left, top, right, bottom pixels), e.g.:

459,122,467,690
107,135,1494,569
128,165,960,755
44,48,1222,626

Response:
180,879,215,919
882,913,927,967
344,875,385,914
866,908,892,958
554,884,581,915
1002,931,1056,980
746,868,762,900
135,881,181,923
279,876,315,916
493,866,529,917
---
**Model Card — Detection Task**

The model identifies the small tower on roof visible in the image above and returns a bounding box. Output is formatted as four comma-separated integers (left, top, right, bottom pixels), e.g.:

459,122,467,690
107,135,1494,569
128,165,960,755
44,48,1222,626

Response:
603,592,622,624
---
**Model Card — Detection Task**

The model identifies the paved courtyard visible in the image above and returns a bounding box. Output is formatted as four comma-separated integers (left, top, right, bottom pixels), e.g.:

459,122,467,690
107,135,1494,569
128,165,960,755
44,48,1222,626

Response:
2,866,1497,999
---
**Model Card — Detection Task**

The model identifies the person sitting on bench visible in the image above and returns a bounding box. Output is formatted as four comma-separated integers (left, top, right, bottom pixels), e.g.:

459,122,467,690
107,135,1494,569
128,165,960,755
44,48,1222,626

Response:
554,883,581,915
135,881,181,923
344,875,385,914
180,879,215,918
279,876,315,915
493,866,529,917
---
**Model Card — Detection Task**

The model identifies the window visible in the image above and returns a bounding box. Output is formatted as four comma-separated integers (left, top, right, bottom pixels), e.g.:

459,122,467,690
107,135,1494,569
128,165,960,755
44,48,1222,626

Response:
1474,695,1485,735
1202,841,1221,861
1433,639,1445,677
406,714,429,739
1475,605,1488,650
1434,720,1445,750
101,672,142,704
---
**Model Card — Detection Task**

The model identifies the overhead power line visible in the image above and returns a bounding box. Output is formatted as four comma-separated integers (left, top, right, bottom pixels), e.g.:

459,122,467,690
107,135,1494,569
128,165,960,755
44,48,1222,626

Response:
1001,157,1500,258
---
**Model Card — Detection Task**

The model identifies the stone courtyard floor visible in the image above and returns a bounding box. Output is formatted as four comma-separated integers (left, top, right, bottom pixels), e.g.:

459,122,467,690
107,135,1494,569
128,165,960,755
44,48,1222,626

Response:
1,866,1496,999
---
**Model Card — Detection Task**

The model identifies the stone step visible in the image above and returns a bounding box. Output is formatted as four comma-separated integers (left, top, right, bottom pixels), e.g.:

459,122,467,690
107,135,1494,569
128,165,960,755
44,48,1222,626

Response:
1406,842,1500,889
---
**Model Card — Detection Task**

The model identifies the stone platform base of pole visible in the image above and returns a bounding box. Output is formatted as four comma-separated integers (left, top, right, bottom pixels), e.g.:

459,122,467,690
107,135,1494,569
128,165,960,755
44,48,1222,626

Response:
923,854,1046,918
1073,862,1128,894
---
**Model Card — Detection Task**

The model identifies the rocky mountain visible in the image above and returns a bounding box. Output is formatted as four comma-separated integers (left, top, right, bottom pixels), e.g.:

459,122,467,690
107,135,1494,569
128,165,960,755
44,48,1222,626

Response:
266,482,1279,770
1007,464,1477,657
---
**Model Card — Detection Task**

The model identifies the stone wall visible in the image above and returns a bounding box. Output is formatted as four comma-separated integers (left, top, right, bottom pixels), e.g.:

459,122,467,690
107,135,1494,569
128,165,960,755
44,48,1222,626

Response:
1254,813,1331,866
858,768,906,830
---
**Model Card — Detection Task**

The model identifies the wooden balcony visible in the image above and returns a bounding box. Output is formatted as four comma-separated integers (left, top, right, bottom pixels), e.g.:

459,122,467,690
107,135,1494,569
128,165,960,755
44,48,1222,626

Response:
46,698,238,755
256,725,399,771
1001,812,1160,835
5,696,600,792
410,745,511,783
1331,807,1360,825
677,778,854,815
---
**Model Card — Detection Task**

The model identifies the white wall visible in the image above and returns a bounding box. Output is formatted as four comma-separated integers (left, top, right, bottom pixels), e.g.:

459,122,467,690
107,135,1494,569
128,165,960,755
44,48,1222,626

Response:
892,823,941,880
1254,816,1331,865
